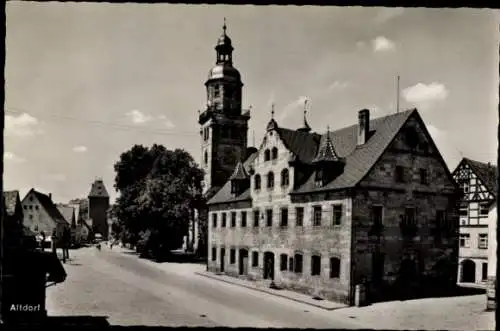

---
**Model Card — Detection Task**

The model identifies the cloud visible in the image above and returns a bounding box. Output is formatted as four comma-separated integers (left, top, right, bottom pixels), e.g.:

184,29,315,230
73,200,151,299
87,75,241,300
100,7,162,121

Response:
328,81,349,90
42,174,66,182
158,115,175,129
4,152,26,163
5,113,43,137
372,36,396,52
126,110,153,124
402,83,449,106
374,8,405,24
72,145,88,153
276,96,309,122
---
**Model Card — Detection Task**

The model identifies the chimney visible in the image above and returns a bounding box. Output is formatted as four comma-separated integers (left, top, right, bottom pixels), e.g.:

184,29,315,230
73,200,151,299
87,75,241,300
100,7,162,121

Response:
48,193,52,201
357,109,370,145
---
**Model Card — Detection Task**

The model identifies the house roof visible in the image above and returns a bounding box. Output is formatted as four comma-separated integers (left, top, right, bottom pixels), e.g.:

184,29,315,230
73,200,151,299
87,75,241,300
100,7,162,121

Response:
209,108,418,205
208,152,258,205
3,190,21,216
312,129,342,163
56,204,75,224
229,161,249,180
88,179,110,198
462,157,498,197
292,109,415,193
24,189,68,225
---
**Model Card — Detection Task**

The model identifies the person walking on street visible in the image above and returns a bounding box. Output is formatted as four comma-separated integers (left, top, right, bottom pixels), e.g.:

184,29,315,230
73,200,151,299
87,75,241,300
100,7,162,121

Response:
40,231,46,251
62,227,71,263
51,229,57,255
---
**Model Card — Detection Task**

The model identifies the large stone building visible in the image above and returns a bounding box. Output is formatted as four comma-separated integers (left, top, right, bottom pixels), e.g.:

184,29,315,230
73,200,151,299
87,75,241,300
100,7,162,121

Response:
452,158,497,287
202,24,462,305
87,178,110,239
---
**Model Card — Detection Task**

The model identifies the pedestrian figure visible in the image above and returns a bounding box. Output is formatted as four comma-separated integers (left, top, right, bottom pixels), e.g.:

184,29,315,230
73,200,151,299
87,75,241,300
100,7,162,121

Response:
40,231,46,250
62,227,71,263
51,229,57,255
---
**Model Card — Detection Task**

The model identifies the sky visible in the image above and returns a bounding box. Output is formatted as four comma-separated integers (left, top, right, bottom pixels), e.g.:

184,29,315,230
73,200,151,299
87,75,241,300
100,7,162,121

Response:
4,3,499,204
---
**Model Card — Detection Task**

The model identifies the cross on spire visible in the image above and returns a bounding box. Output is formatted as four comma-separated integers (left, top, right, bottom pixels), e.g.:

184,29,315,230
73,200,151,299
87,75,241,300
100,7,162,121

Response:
304,99,308,116
223,17,227,34
271,103,275,119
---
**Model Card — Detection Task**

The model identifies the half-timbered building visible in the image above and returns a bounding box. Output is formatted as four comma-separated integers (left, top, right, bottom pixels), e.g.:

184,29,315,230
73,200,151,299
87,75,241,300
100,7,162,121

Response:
452,158,497,287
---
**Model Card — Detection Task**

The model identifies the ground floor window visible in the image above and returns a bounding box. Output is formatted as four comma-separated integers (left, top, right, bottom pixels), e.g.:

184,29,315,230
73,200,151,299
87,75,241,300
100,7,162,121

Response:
311,255,321,276
280,254,288,271
211,247,216,261
330,257,341,279
252,251,259,267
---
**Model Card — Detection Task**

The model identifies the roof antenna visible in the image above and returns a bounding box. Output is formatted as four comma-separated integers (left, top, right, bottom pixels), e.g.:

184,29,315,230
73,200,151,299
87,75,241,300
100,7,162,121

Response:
396,75,401,114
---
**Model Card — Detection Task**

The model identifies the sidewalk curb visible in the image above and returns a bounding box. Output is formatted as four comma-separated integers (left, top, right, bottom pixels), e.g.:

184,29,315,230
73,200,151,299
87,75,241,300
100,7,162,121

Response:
195,272,345,311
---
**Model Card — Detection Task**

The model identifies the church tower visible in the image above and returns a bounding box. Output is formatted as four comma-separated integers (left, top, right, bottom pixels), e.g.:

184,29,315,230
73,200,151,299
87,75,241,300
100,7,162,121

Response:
198,20,250,195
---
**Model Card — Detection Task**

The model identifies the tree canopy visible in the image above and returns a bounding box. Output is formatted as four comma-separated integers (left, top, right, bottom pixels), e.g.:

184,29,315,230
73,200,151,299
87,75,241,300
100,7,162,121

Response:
112,144,204,257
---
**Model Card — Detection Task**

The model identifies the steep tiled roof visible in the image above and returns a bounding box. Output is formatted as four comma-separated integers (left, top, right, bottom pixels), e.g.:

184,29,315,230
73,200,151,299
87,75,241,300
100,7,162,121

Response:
3,190,21,216
25,190,68,225
208,152,258,205
312,129,341,163
292,109,414,193
463,158,498,197
275,128,322,164
88,179,110,198
229,161,249,180
56,204,76,225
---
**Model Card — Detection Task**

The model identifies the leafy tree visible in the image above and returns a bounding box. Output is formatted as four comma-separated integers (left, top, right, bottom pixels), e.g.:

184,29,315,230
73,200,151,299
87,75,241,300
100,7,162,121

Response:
113,145,204,257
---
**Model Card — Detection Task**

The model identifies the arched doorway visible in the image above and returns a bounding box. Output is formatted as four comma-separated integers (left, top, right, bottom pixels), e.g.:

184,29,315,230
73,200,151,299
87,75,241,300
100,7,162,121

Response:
239,249,248,275
461,259,476,283
398,258,418,299
263,252,275,280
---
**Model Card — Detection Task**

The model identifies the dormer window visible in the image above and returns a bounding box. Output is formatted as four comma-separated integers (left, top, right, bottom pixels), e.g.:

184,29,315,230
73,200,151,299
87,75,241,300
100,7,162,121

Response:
264,149,271,161
231,180,239,194
271,147,278,160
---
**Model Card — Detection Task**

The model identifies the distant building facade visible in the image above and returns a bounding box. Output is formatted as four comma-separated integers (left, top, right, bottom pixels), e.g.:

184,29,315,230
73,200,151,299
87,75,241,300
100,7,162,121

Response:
21,189,69,238
3,190,25,249
452,158,497,287
87,178,110,239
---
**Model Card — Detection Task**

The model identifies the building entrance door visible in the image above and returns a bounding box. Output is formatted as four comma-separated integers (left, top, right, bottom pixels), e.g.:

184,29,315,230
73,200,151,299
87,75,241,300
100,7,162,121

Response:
239,249,248,275
220,248,225,272
263,252,275,280
461,259,476,283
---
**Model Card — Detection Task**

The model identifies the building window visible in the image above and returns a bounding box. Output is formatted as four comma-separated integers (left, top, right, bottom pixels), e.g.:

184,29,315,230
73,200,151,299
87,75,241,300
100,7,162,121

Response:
313,206,322,226
212,213,218,228
419,168,428,185
332,204,342,226
459,233,470,247
288,257,294,272
294,254,303,273
212,247,217,261
296,207,304,227
222,213,227,227
213,85,220,98
266,209,273,227
267,172,275,189
29,215,33,220
311,255,321,276
280,254,288,271
230,249,236,264
252,252,259,267
271,147,278,160
281,169,290,187
480,203,490,216
478,233,488,249
482,263,488,281
34,224,38,231
29,205,33,210
264,149,271,161
23,205,27,210
401,207,417,237
395,166,405,183
231,212,236,227
254,174,261,190
280,208,288,227
204,151,208,165
459,203,468,217
330,257,341,279
253,210,260,227
372,206,383,227
35,205,39,210
241,211,247,227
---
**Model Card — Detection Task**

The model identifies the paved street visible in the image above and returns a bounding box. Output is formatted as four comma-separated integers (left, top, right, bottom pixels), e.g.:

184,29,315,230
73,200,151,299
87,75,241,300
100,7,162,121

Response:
46,247,366,328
